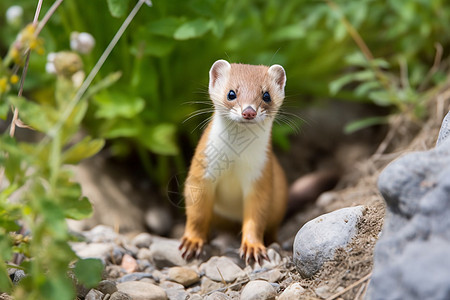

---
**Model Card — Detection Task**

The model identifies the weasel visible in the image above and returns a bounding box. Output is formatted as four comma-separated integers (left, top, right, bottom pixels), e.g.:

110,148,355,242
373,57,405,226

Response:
179,60,288,263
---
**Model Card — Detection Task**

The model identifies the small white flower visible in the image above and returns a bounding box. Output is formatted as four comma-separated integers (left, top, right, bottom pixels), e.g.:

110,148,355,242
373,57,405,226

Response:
6,5,23,27
70,32,95,54
45,62,56,74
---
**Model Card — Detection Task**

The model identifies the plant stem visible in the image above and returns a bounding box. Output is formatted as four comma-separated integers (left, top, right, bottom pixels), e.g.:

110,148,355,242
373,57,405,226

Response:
47,0,151,138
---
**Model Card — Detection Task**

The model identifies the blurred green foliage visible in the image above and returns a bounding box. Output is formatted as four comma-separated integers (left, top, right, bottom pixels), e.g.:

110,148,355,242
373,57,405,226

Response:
0,0,448,298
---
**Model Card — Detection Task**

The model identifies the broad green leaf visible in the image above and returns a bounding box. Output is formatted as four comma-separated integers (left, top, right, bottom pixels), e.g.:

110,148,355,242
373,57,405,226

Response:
355,81,382,97
138,123,179,155
344,116,388,134
41,275,74,300
148,17,183,37
368,90,393,106
0,258,12,293
174,18,212,40
74,258,103,288
101,118,143,138
62,197,93,220
62,137,105,164
0,100,8,120
107,0,129,18
93,91,145,119
7,96,57,132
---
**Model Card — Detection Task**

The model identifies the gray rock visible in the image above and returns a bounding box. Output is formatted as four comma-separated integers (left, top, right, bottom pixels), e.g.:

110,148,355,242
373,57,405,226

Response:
200,256,245,283
201,277,225,294
145,207,173,236
205,292,231,300
240,280,276,300
149,238,186,268
85,289,104,300
82,225,121,243
137,248,153,261
74,242,114,262
437,111,450,146
278,283,305,300
117,272,154,283
132,232,153,249
189,295,202,300
97,280,117,295
251,269,283,283
164,288,189,300
110,292,132,300
368,127,450,300
12,269,25,284
168,267,200,287
293,206,364,278
117,281,167,300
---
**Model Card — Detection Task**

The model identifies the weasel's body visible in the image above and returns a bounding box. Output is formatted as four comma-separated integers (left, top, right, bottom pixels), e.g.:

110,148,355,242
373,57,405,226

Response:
180,60,288,262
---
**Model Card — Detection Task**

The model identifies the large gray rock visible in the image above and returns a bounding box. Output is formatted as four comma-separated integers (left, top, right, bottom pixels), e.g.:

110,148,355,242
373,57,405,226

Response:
240,280,276,300
293,206,364,278
148,238,187,268
116,281,167,300
368,113,450,300
200,256,245,283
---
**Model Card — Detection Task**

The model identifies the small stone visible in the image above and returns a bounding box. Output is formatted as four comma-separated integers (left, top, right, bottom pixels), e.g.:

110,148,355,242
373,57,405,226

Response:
12,270,26,284
201,277,225,293
110,291,132,300
189,295,202,300
121,254,138,273
117,281,167,300
164,288,189,300
132,232,153,248
257,248,282,270
85,289,104,300
97,280,117,295
83,225,120,243
159,281,185,290
200,256,245,283
117,272,153,283
168,267,200,287
241,280,276,300
315,285,333,299
145,207,173,236
252,269,283,283
278,283,305,300
205,292,232,300
149,238,186,268
105,265,126,279
74,242,114,261
137,248,153,261
293,206,364,278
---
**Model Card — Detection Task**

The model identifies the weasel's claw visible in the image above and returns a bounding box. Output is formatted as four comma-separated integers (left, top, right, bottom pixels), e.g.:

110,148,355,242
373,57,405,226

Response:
179,236,204,260
239,241,269,265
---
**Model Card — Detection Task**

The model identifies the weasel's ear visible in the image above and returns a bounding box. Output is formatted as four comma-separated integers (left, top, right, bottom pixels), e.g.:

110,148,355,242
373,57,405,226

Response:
268,64,286,90
209,60,231,90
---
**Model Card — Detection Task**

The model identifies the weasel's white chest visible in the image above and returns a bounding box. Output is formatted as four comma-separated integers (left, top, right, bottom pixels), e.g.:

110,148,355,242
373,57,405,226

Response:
203,116,271,221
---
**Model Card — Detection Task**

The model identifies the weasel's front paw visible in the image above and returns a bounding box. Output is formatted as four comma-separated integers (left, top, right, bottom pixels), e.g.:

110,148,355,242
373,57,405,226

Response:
179,235,205,260
239,239,269,265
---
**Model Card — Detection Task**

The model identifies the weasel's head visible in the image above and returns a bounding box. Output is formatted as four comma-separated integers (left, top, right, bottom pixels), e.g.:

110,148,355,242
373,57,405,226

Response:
208,59,286,124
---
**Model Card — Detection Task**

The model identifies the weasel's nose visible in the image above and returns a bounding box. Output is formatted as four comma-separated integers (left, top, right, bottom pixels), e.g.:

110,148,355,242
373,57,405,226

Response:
242,106,257,120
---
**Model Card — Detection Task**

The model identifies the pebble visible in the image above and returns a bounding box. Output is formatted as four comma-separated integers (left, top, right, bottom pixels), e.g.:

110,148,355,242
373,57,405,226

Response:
85,289,104,300
293,205,364,278
251,269,283,283
205,292,232,300
83,225,120,243
117,281,167,300
74,242,114,261
132,232,153,248
149,238,187,268
117,272,154,283
110,291,132,300
97,280,117,295
240,280,276,300
278,282,305,300
201,277,225,293
105,265,126,279
137,248,152,261
121,254,138,273
200,256,245,283
168,267,200,287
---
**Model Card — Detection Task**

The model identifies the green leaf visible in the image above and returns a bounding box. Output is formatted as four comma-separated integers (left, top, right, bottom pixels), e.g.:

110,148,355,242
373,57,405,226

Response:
107,0,130,18
83,72,122,100
62,137,105,164
271,23,306,41
148,17,183,37
174,18,212,40
93,91,145,119
138,123,179,155
0,100,8,120
368,90,393,106
7,96,57,132
101,118,143,138
344,116,388,134
63,197,93,220
74,258,103,288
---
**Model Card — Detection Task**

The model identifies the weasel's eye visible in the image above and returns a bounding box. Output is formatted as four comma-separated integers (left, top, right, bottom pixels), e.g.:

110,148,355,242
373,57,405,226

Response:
262,91,271,103
227,90,237,101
